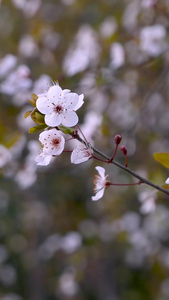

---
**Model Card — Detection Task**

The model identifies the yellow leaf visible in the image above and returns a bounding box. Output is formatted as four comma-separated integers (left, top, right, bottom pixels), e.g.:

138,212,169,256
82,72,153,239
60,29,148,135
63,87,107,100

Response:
153,153,169,169
28,93,38,107
24,111,32,118
162,184,169,190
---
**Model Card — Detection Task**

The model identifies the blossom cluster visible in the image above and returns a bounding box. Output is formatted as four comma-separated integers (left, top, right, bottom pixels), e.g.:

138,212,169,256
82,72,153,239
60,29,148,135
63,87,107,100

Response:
26,82,169,205
27,83,108,199
28,84,94,167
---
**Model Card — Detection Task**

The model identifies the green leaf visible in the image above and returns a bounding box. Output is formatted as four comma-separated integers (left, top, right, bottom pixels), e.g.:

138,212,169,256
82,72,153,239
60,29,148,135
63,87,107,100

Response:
34,112,45,125
153,153,169,169
58,125,74,135
30,109,45,125
29,125,47,134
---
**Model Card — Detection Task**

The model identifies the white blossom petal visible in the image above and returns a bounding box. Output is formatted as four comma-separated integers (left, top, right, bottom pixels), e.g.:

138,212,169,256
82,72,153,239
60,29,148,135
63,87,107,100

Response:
165,177,169,185
95,166,105,178
62,89,71,95
63,93,79,109
47,85,62,101
38,92,47,98
92,166,108,201
36,96,53,114
74,94,84,111
71,144,93,164
45,112,62,127
71,152,89,164
92,188,104,201
62,110,78,127
35,152,52,166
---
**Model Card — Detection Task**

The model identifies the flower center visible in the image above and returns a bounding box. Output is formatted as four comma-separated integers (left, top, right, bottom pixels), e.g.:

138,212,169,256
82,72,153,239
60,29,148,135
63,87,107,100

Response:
52,138,60,146
54,104,63,114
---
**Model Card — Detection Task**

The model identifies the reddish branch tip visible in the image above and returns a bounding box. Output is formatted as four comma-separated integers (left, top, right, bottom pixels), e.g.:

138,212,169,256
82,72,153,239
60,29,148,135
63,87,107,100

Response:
115,134,122,145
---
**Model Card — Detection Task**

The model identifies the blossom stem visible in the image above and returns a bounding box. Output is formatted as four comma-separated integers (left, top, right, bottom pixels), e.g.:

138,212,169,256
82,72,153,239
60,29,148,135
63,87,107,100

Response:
108,181,141,187
74,133,169,196
75,124,88,144
108,144,118,163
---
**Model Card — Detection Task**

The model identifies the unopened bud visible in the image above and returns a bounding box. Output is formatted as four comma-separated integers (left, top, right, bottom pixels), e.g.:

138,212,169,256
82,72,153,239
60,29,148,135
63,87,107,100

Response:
120,145,127,155
115,134,122,145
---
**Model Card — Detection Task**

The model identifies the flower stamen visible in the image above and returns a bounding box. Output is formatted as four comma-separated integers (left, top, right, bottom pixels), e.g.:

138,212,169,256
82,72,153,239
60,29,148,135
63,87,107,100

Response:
54,104,63,114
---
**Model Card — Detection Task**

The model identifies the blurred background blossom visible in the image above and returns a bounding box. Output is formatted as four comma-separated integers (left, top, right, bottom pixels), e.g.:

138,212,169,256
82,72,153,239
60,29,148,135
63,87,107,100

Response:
0,0,169,299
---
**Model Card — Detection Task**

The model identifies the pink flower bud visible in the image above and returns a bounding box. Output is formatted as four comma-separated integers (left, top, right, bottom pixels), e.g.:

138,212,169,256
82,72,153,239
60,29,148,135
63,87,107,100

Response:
115,134,122,145
120,145,127,155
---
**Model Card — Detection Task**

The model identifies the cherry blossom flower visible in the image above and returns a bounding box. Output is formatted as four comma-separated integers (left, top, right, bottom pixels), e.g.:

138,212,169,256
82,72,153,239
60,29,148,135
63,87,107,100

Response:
92,166,109,201
140,24,166,57
71,143,93,164
35,151,53,166
39,129,65,156
36,85,83,127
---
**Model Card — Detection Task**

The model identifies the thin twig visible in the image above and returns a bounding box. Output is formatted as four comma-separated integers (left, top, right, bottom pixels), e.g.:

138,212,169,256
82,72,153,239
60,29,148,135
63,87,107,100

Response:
75,133,169,196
